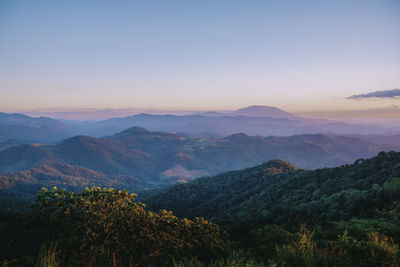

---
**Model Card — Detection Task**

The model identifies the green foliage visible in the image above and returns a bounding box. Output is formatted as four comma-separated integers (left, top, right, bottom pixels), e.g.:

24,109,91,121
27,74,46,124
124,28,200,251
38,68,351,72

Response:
146,151,400,235
271,227,400,267
330,218,400,243
324,231,400,267
244,224,294,261
379,200,400,225
3,187,224,266
273,225,321,267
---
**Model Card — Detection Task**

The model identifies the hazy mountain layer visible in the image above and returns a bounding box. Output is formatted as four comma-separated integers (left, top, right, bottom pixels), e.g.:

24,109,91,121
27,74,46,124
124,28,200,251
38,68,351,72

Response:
0,112,76,143
0,127,399,194
2,106,400,144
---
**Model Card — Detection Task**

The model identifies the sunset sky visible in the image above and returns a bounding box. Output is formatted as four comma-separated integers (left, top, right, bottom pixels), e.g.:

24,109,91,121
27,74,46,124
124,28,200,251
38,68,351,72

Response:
0,0,399,114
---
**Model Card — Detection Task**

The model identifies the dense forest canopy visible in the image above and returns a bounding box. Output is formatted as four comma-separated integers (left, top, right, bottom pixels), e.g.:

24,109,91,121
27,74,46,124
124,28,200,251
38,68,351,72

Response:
145,152,400,234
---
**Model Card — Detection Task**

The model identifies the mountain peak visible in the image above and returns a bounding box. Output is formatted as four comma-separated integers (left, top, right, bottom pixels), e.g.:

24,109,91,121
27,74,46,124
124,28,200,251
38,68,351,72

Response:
60,135,98,146
230,105,294,118
226,132,249,138
113,126,150,137
224,133,253,143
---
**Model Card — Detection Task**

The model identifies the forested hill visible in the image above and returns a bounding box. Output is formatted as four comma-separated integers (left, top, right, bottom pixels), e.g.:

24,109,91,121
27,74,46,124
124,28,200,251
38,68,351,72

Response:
2,127,400,187
144,151,400,233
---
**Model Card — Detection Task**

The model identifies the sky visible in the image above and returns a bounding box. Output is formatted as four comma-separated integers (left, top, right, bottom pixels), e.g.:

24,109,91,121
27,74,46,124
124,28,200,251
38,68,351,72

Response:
0,0,399,115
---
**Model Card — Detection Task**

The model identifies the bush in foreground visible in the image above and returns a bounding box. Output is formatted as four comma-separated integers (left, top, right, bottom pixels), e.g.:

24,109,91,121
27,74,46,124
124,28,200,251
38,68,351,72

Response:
27,187,224,266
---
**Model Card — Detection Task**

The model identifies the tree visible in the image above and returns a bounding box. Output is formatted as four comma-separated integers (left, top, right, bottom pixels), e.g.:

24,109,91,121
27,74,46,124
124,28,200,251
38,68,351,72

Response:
29,187,224,266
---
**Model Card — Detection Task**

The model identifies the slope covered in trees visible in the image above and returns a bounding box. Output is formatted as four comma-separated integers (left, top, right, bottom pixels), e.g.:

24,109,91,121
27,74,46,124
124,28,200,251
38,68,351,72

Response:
0,162,141,213
145,151,400,235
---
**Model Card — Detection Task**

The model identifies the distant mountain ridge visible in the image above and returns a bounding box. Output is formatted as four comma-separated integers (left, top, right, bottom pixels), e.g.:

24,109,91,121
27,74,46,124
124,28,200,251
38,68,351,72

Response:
0,112,76,145
2,106,400,145
229,105,295,118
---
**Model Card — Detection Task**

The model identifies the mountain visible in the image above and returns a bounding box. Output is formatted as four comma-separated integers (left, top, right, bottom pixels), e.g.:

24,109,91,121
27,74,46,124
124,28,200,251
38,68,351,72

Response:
229,105,295,118
1,127,400,195
0,162,133,191
2,107,399,143
84,109,392,138
144,151,400,234
0,161,141,213
198,106,295,118
347,134,400,146
0,112,77,143
0,144,55,173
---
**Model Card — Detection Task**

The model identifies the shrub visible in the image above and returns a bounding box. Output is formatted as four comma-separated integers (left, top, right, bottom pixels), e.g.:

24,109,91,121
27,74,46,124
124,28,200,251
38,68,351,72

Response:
29,187,224,266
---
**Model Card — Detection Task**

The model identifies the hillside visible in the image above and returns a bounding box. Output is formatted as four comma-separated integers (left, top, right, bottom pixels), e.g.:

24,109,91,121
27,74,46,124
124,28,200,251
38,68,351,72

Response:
0,162,140,191
145,151,400,233
1,128,400,192
0,161,141,212
0,112,76,143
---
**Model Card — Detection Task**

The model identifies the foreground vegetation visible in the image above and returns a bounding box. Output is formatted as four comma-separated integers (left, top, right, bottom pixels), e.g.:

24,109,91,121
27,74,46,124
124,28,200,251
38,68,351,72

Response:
1,152,400,266
1,188,400,266
0,187,223,266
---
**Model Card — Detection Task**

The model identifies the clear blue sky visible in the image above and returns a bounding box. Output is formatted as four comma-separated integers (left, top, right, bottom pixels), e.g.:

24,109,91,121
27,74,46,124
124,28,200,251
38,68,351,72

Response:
0,0,399,112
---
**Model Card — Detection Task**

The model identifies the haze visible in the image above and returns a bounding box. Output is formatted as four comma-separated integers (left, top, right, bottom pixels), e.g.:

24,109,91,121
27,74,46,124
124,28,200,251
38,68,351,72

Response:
0,0,399,116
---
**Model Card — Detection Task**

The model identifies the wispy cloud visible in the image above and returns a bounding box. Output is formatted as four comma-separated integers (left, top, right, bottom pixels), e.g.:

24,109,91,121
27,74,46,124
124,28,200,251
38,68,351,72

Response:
347,89,400,100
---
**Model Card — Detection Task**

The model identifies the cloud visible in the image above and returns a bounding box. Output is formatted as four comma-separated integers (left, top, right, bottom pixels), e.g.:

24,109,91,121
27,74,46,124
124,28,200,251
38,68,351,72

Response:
347,89,400,100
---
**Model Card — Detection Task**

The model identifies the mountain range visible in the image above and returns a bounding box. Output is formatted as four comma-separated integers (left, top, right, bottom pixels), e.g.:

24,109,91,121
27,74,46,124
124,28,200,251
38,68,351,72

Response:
1,106,399,147
1,126,400,200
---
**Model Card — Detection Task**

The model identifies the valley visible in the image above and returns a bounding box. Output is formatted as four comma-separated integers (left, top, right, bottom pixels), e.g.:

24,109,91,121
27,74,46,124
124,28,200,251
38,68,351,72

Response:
1,126,400,197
